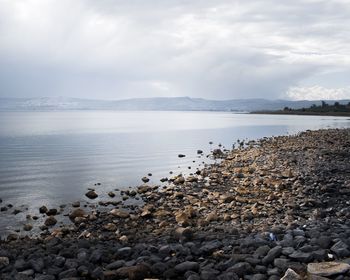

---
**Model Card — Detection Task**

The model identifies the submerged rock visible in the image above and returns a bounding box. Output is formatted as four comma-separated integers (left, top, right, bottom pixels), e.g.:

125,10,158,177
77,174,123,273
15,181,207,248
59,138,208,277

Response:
44,216,57,226
85,190,98,199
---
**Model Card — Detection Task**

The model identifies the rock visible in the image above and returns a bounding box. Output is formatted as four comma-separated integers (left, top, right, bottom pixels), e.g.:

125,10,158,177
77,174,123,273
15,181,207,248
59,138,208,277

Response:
330,240,350,257
106,260,126,270
22,224,33,231
205,211,218,222
227,262,252,277
289,251,313,262
110,208,130,218
72,201,80,207
44,216,57,226
85,190,98,199
15,259,30,271
69,208,86,220
250,274,267,280
274,258,289,271
39,205,48,213
307,261,350,277
0,256,9,269
174,176,185,185
58,268,77,279
317,236,332,249
104,223,117,231
174,227,193,241
262,246,282,265
46,208,58,216
213,149,224,157
34,275,56,280
175,212,190,226
29,258,44,273
219,194,235,203
141,176,150,183
108,191,115,197
7,233,18,241
174,261,199,273
115,264,150,280
281,268,301,280
254,245,270,258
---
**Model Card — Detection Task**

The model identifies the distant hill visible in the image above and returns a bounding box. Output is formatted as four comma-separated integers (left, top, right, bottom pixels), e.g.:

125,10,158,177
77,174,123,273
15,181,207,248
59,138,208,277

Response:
1,96,350,112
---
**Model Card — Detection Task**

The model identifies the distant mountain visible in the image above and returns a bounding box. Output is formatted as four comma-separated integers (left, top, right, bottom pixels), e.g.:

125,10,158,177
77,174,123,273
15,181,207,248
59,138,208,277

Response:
1,96,349,112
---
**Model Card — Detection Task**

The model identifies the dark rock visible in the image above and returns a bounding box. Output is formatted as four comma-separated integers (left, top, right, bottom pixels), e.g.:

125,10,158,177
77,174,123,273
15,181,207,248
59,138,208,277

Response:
85,190,98,199
72,201,80,207
274,258,289,271
69,208,86,220
29,258,44,273
250,274,267,280
7,233,18,241
106,260,126,270
200,240,223,254
15,259,30,271
262,246,282,265
317,236,332,249
331,240,350,258
39,206,48,214
254,245,270,258
227,262,252,277
46,208,58,216
174,261,200,273
217,272,239,280
34,275,56,280
174,227,193,241
151,262,168,275
115,264,150,280
289,251,313,263
200,268,220,280
23,224,33,231
91,267,104,279
89,250,102,263
44,216,57,226
58,268,77,279
0,256,9,269
141,177,150,183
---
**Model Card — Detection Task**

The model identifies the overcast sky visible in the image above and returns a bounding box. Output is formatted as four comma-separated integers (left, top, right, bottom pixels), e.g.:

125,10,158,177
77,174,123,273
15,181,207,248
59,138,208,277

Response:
0,0,350,100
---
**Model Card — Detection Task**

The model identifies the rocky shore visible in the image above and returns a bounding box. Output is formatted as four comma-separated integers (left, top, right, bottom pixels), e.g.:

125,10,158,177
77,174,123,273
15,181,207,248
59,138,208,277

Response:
1,128,350,280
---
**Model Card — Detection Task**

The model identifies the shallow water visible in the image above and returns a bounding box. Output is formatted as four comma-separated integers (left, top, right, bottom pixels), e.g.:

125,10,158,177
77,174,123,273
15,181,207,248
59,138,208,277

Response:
0,111,349,234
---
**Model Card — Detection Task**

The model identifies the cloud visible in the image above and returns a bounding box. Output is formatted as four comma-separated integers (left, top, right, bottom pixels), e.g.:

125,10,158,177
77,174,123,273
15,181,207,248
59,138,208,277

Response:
287,86,350,100
0,0,349,100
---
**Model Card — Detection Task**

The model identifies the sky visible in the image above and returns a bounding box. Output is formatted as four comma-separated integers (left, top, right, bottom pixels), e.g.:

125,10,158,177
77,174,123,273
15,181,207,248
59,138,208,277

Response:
0,0,350,101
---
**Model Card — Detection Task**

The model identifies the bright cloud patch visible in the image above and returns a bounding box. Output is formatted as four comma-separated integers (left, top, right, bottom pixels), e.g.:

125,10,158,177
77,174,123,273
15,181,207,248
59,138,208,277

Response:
286,86,350,100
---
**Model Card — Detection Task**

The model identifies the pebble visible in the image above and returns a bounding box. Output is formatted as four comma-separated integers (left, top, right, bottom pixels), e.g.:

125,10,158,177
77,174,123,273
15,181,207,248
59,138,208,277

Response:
85,190,98,199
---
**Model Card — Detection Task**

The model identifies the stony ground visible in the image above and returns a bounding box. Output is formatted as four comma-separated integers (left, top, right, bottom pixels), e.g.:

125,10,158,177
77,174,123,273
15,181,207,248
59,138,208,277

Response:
1,128,350,280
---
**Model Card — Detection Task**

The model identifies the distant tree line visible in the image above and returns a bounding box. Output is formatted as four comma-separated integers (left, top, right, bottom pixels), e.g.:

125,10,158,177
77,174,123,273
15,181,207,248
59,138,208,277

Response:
283,101,350,113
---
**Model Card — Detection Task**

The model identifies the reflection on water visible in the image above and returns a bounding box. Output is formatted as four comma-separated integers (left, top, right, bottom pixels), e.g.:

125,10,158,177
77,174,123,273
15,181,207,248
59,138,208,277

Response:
0,111,349,232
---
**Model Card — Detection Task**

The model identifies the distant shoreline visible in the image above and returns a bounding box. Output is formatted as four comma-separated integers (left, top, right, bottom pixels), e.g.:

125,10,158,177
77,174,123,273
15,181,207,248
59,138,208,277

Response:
251,110,350,117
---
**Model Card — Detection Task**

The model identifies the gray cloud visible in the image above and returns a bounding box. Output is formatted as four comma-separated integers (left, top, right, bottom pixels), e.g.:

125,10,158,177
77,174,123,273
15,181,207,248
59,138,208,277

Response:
0,0,349,100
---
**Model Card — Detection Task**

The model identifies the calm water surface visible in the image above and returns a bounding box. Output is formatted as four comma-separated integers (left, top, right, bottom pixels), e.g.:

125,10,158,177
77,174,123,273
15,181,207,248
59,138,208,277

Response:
0,111,349,234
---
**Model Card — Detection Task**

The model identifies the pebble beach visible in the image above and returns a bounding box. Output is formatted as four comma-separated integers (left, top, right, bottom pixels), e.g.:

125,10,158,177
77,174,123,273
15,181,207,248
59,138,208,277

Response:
1,128,350,280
